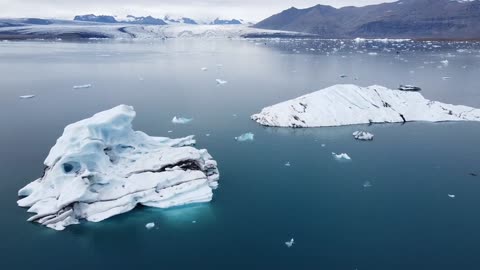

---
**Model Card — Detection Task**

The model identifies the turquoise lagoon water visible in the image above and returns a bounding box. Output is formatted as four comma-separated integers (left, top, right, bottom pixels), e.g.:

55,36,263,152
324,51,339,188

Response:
0,39,480,269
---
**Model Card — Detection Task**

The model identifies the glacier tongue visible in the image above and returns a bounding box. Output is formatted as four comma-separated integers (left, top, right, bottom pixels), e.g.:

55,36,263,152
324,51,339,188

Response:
251,84,480,128
17,105,220,231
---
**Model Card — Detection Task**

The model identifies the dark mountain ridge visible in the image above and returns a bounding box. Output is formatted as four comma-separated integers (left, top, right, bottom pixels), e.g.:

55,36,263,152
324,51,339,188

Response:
255,0,480,39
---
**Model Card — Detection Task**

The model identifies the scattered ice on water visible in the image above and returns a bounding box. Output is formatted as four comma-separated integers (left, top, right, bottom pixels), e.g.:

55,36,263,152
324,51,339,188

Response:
19,95,35,99
440,60,449,66
73,84,92,89
172,117,193,124
448,194,455,198
235,132,254,142
216,79,228,85
332,152,351,160
201,67,208,71
145,222,155,229
353,131,374,141
285,238,294,248
285,162,291,167
363,181,372,188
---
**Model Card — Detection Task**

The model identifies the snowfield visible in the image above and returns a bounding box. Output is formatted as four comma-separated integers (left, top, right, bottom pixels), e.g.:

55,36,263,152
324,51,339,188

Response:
0,23,311,40
251,84,480,128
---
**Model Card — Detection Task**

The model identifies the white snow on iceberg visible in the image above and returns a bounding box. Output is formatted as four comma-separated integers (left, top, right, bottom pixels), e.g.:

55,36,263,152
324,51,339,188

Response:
73,84,92,89
235,132,254,142
332,152,351,160
353,131,374,141
172,116,193,124
251,84,480,128
17,105,219,231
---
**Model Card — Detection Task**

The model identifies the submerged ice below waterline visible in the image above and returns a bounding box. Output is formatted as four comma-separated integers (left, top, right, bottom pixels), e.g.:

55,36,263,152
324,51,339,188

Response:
17,105,220,231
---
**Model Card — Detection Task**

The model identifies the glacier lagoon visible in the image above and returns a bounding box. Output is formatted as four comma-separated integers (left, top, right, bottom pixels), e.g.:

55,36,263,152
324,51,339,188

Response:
1,39,480,269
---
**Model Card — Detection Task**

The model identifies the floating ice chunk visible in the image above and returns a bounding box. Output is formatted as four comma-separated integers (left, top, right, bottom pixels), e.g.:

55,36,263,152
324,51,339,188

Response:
332,152,351,160
441,60,449,66
192,220,197,224
448,194,455,198
73,84,92,89
285,238,294,248
251,84,480,128
353,131,374,141
235,132,254,142
368,52,378,56
201,67,208,71
216,79,228,85
321,144,326,147
145,222,155,229
363,181,372,188
19,95,35,99
17,105,220,231
172,116,193,124
285,162,291,167
442,77,451,80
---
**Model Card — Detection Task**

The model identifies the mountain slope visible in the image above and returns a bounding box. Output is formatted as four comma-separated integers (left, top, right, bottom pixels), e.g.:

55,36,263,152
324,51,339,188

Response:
255,0,480,39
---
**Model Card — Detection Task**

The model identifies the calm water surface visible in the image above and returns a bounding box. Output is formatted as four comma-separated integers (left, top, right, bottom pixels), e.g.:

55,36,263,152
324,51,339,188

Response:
1,39,480,269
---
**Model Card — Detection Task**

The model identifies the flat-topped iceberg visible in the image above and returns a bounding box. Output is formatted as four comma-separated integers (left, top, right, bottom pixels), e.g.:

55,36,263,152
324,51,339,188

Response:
17,105,219,231
251,84,480,128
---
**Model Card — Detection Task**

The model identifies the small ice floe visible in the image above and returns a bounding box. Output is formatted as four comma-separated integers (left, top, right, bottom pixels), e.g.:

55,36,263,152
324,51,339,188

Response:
216,79,228,85
363,181,372,188
205,134,211,137
321,144,326,147
448,194,455,198
19,95,35,99
201,67,208,71
167,130,173,133
441,60,449,66
192,220,197,224
332,152,351,160
145,222,155,229
285,162,291,167
172,117,193,124
368,52,378,56
73,84,92,89
285,238,295,248
353,131,374,141
235,132,254,142
442,76,451,80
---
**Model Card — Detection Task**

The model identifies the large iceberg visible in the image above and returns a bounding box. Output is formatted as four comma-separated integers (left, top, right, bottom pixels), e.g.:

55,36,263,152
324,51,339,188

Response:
251,84,480,128
17,105,219,230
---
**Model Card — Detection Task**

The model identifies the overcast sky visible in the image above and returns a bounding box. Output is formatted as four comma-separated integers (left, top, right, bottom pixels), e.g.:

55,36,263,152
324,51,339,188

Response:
0,0,396,22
